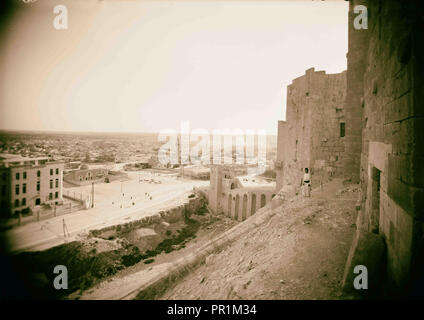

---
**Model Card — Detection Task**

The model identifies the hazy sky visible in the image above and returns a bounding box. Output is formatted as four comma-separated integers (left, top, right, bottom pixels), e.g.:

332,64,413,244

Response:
0,0,348,135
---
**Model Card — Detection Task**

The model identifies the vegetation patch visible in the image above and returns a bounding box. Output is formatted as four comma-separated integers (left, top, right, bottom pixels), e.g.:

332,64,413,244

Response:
139,207,201,259
9,196,214,299
10,241,128,299
144,258,155,264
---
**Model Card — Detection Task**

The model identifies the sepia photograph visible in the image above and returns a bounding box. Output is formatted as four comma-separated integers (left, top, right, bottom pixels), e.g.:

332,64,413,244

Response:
0,0,423,306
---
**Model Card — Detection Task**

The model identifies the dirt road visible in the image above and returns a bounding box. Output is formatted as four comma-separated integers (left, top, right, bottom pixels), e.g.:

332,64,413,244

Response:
3,172,208,252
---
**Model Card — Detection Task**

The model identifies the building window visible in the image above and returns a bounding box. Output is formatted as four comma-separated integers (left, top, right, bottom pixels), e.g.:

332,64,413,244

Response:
23,183,27,194
50,179,53,189
340,122,346,137
23,172,27,179
14,199,19,208
55,179,59,188
56,168,59,175
50,168,53,175
35,198,40,205
55,192,58,199
15,184,19,195
37,170,41,177
1,185,5,196
2,173,6,180
49,193,53,200
22,198,26,206
37,181,40,191
16,172,20,180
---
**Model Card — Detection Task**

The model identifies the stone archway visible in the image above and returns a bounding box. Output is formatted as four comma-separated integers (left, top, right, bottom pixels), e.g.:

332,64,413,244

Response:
260,194,266,208
242,194,248,220
251,193,257,215
227,194,232,217
235,194,240,220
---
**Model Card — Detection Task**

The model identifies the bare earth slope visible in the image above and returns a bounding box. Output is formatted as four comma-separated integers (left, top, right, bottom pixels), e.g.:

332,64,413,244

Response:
161,179,359,300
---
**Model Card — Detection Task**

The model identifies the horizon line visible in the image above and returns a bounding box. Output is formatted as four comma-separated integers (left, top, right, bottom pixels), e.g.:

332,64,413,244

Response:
0,128,278,136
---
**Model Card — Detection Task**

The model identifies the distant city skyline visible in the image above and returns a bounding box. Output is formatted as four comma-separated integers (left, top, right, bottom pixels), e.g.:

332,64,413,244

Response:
0,0,348,135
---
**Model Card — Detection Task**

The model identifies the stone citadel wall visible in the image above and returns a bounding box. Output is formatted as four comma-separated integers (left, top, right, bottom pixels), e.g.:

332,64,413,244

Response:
276,68,347,192
352,0,424,293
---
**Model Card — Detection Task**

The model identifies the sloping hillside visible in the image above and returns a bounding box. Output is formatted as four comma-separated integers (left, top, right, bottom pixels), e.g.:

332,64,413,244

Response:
160,179,359,300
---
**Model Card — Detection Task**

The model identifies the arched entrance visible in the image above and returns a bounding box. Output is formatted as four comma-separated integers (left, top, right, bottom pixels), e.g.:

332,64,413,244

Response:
251,194,256,215
235,194,240,220
227,194,232,217
260,194,266,208
242,194,248,220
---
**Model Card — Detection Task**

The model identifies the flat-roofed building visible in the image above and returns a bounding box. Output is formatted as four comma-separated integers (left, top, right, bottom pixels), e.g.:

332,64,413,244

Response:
0,153,64,218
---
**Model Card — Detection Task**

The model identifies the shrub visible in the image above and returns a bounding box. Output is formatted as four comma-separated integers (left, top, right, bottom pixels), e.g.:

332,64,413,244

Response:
121,253,142,267
195,204,208,216
144,258,155,264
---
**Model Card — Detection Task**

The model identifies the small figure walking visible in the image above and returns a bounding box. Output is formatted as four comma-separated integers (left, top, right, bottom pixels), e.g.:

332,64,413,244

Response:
301,168,312,197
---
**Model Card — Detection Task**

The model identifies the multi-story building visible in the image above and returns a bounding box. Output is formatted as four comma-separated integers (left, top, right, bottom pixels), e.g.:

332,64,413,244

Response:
0,154,64,218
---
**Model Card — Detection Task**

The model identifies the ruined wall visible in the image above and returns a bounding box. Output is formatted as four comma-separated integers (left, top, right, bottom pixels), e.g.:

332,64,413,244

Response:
208,166,223,214
353,0,424,293
223,188,274,221
209,164,273,220
277,68,346,191
208,165,239,214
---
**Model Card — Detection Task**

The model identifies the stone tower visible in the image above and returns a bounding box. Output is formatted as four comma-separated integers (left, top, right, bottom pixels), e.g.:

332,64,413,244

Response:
209,165,223,214
209,165,238,214
276,68,347,192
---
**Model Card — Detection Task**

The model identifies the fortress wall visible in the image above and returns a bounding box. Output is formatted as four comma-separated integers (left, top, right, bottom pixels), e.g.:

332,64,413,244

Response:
277,68,347,191
353,0,424,291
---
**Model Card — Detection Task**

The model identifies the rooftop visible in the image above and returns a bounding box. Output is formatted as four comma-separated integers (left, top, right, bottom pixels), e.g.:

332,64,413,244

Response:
0,153,48,162
0,153,61,168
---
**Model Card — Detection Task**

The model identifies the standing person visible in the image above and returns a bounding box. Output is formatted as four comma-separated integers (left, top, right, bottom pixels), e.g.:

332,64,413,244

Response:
301,168,312,197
